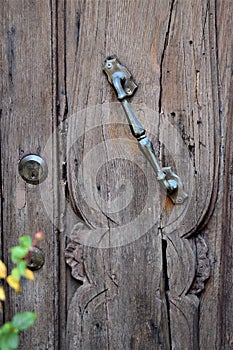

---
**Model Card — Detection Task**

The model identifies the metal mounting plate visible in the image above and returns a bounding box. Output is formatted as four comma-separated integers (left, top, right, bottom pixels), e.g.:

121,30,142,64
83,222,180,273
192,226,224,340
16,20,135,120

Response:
103,56,137,99
161,167,188,204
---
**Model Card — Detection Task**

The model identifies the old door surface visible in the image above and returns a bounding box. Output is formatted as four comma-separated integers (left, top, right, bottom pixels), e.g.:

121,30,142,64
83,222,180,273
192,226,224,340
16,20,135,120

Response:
1,0,233,349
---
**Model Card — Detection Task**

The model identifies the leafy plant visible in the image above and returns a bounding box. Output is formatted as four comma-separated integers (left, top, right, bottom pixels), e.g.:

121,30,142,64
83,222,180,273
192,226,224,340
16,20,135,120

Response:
0,232,44,350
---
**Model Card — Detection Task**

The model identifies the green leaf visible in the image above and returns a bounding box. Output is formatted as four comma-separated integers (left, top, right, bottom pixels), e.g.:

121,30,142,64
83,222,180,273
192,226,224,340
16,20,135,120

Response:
11,268,21,282
0,332,19,350
19,236,32,249
0,323,19,350
10,246,29,262
17,261,27,276
0,322,13,333
12,312,36,331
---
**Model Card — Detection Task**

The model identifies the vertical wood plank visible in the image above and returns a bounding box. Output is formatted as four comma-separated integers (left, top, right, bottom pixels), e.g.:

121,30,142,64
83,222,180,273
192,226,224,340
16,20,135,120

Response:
0,1,59,348
216,0,233,345
198,1,233,349
159,0,233,349
159,1,221,349
64,0,174,349
63,1,225,349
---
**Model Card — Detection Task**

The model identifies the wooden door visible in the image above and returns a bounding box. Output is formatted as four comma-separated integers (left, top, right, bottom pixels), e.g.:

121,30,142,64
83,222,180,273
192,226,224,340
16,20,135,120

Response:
1,1,232,349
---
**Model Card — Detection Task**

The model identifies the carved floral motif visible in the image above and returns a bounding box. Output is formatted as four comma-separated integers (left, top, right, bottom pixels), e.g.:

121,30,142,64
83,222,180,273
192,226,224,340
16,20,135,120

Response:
189,235,210,295
65,223,87,282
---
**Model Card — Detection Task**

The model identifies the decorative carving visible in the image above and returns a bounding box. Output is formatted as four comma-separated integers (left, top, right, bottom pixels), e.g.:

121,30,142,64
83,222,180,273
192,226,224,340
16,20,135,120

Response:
189,234,210,295
65,222,88,283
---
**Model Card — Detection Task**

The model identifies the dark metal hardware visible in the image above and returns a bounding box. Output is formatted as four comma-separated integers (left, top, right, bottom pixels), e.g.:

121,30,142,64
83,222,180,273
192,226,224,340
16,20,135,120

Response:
18,154,48,185
103,56,188,204
27,247,45,271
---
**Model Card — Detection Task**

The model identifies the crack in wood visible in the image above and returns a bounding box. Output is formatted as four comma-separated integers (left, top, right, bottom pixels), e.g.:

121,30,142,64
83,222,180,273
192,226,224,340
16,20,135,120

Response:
158,0,175,113
7,26,16,86
162,238,172,350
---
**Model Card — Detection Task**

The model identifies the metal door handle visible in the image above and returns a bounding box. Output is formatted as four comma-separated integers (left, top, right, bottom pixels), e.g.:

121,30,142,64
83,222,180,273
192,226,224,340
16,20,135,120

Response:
103,56,188,204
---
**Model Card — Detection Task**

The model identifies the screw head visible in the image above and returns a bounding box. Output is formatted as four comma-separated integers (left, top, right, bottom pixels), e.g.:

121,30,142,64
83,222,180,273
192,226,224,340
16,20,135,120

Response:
18,154,48,185
106,62,112,69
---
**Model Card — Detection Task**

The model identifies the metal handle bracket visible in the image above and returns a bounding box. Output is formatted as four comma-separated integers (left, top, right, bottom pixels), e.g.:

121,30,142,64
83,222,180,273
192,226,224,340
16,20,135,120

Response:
103,56,188,204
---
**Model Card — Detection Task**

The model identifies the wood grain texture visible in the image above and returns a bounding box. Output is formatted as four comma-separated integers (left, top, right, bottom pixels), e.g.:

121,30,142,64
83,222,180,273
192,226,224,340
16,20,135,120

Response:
1,1,60,349
206,0,233,348
158,1,220,348
63,0,216,349
1,0,233,349
65,0,173,349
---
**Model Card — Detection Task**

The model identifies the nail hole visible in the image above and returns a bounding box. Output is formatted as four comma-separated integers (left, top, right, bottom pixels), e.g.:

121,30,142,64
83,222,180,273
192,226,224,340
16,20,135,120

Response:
170,112,176,117
95,322,102,330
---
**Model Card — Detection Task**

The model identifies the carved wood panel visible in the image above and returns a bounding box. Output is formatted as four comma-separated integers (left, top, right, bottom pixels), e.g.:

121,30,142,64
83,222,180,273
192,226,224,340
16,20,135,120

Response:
1,0,233,349
63,1,218,349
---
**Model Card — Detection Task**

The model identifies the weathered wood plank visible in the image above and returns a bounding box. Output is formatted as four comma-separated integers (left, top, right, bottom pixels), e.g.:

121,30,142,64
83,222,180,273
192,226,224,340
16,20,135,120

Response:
0,1,59,349
216,0,233,345
158,1,221,349
63,1,228,349
64,0,174,349
159,0,233,349
198,0,233,349
1,0,232,349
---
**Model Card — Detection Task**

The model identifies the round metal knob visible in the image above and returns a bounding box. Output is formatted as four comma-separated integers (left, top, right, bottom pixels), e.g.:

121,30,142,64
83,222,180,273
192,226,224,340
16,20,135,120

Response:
18,155,48,185
27,247,45,271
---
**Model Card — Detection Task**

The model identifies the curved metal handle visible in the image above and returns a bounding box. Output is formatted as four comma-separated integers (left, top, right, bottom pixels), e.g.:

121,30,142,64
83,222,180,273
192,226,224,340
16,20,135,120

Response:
103,56,188,204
